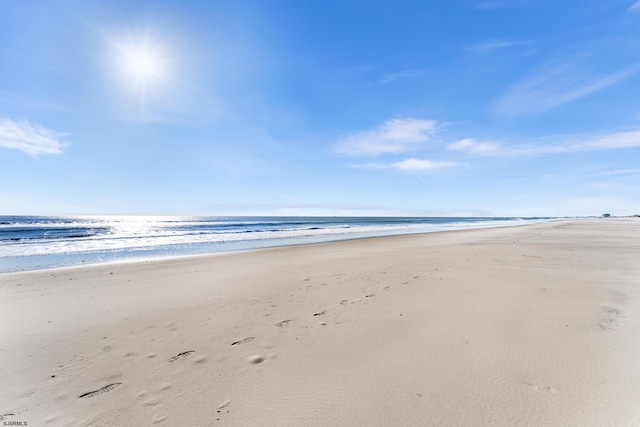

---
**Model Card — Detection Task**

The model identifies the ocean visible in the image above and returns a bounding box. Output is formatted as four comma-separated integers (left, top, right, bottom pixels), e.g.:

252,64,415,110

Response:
0,215,553,273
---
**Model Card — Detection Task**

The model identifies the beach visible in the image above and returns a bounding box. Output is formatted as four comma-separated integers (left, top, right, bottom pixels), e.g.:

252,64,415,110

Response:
1,218,639,426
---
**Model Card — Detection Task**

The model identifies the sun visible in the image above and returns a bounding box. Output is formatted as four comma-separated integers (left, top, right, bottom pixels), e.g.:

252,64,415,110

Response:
125,49,160,81
109,32,173,114
119,44,166,87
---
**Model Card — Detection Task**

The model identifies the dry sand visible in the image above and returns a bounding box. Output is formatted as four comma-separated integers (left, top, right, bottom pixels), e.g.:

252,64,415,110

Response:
1,219,639,426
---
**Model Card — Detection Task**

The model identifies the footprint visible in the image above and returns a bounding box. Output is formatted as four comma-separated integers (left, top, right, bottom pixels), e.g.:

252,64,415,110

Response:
152,414,167,424
217,400,231,412
231,337,255,346
248,355,265,364
598,306,621,330
365,294,375,298
143,398,161,406
313,311,327,317
168,351,194,362
275,320,292,328
339,300,348,305
383,286,390,291
79,383,121,398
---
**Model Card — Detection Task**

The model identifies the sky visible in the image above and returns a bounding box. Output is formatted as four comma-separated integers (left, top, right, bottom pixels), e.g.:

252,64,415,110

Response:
1,0,640,217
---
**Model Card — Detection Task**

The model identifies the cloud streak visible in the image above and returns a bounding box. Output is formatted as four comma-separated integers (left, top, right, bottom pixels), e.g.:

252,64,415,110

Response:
379,70,426,84
448,138,500,155
467,39,531,54
391,158,458,172
493,63,638,116
350,159,458,173
335,118,439,157
0,118,68,156
629,1,640,12
447,130,640,157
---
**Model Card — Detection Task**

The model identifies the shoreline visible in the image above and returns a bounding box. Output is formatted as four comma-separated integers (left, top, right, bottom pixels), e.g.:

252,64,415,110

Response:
0,217,559,275
2,218,639,425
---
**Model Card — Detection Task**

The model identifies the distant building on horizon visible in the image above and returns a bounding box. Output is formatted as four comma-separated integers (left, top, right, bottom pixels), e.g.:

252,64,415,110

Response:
602,213,611,218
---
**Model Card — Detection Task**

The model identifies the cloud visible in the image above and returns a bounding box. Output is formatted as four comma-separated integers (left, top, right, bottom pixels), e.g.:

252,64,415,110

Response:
629,1,640,12
447,130,640,157
594,168,640,176
335,118,439,157
467,40,531,54
379,70,426,84
0,118,68,156
350,158,458,173
560,130,640,152
391,158,458,172
335,119,438,157
448,138,500,155
541,168,640,183
493,63,638,116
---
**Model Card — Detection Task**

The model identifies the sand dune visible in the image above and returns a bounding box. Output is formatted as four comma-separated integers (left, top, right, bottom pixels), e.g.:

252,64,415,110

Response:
1,219,639,426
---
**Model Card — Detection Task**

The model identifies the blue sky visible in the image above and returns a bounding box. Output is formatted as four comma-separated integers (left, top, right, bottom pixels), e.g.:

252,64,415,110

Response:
1,0,640,216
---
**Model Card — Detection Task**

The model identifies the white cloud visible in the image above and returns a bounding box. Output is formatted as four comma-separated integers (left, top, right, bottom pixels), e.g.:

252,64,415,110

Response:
448,138,500,155
447,130,640,157
349,158,458,173
390,158,458,172
0,118,68,156
493,63,638,116
335,118,438,157
629,1,640,12
560,130,640,152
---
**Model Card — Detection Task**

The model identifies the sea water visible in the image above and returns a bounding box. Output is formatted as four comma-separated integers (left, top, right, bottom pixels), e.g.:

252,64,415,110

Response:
0,216,553,273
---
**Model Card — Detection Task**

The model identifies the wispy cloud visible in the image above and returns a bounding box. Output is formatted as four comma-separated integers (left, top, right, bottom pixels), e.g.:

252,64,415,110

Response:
350,158,458,173
448,138,500,155
0,118,68,156
391,158,458,172
335,118,439,157
467,39,531,54
629,1,640,12
493,62,638,116
475,0,533,10
541,168,640,183
594,168,640,176
447,130,640,157
379,70,426,84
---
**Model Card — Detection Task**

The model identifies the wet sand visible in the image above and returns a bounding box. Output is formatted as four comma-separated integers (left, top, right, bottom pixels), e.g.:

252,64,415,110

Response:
1,219,639,426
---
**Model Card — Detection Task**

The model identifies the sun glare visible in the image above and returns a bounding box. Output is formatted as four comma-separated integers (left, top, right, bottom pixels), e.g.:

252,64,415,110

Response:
126,50,158,79
120,44,165,85
109,31,173,114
